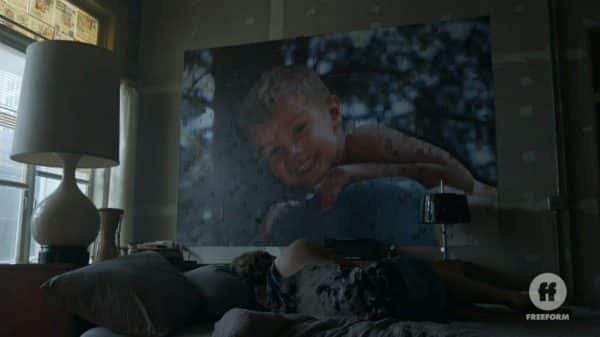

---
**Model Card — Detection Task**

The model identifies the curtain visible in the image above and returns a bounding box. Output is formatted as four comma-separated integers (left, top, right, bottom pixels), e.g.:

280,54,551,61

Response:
107,81,139,247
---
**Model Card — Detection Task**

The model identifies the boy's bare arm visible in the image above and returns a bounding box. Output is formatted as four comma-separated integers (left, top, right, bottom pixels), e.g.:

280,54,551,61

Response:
319,162,471,209
344,125,475,192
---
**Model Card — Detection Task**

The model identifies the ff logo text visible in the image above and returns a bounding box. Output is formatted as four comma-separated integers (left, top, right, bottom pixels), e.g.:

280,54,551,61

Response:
526,272,569,321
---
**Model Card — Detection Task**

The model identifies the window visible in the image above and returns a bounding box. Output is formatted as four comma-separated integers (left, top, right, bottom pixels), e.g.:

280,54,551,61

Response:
0,42,26,264
0,0,100,44
0,0,103,264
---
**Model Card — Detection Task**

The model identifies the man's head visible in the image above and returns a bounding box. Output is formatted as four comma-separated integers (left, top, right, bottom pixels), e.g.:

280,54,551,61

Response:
232,250,276,285
242,66,344,188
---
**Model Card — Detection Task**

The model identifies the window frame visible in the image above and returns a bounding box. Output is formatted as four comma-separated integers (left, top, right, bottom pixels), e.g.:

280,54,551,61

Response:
0,0,109,264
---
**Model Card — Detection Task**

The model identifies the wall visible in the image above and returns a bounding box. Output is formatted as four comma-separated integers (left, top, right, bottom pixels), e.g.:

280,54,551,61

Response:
135,0,565,291
85,0,141,79
556,0,600,306
133,0,272,244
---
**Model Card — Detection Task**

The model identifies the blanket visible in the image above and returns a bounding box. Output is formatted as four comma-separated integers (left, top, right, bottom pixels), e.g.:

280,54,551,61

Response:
213,309,482,337
266,256,448,322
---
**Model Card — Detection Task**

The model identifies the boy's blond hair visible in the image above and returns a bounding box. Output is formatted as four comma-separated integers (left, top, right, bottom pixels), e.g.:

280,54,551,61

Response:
242,65,330,128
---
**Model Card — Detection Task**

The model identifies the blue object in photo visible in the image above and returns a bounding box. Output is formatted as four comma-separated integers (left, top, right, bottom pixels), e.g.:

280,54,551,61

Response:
268,177,435,246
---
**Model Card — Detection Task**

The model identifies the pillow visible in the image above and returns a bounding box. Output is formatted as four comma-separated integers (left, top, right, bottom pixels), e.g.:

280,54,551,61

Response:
184,265,258,321
41,251,202,337
82,323,215,337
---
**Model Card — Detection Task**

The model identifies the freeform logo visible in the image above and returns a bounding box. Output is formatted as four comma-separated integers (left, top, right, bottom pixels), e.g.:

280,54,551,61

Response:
527,273,569,320
538,280,557,302
525,313,570,321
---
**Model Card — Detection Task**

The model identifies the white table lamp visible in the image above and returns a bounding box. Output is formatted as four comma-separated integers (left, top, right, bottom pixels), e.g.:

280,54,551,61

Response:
11,41,119,264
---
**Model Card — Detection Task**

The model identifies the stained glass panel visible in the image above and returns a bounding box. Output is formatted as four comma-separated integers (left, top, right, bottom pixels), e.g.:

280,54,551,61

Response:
0,0,99,45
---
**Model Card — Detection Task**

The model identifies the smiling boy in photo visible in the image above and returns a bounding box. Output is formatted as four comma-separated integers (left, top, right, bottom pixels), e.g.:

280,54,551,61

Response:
242,65,495,214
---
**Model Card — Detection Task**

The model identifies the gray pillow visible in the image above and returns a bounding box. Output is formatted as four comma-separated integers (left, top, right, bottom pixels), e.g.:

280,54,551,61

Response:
82,323,215,337
184,265,257,321
81,327,129,337
42,251,201,337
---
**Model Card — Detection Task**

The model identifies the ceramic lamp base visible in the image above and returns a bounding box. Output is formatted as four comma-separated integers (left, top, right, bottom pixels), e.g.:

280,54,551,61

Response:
31,154,100,249
38,245,89,265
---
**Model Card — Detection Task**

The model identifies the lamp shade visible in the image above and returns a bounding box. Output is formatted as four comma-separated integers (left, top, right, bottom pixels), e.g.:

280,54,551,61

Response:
420,193,470,224
10,40,119,168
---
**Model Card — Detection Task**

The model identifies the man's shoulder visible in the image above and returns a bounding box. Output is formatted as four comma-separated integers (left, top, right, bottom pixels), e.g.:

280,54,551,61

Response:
276,240,317,278
287,239,320,258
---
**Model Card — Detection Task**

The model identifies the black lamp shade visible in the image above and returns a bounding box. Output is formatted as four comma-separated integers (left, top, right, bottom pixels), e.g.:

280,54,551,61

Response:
420,193,470,224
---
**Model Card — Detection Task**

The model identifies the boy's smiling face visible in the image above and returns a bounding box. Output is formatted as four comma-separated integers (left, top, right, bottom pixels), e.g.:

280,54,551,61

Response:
250,95,343,188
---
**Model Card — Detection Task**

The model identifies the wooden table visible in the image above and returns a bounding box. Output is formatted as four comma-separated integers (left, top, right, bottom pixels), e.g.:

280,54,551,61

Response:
0,263,90,337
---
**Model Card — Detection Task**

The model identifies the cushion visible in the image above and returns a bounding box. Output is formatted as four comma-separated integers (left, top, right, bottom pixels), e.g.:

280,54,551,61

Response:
81,327,129,337
184,265,257,321
81,323,214,337
42,251,201,337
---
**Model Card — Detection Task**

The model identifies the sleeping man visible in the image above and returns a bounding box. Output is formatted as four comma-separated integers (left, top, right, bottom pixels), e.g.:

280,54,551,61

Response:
241,65,496,240
232,240,531,322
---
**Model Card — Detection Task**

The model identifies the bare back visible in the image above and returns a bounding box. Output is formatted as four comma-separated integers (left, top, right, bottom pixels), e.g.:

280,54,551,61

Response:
274,240,355,278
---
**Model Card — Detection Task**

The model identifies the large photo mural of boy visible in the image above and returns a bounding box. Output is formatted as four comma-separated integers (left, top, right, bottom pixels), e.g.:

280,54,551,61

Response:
178,16,496,247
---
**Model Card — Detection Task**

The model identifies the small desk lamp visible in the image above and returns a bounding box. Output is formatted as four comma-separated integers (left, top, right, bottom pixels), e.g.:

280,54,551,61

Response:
11,41,119,265
420,181,470,261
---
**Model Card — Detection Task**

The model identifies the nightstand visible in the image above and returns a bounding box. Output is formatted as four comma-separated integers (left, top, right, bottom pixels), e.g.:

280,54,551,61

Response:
0,263,91,337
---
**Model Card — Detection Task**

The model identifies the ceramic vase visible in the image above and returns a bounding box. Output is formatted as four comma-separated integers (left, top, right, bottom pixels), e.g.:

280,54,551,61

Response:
94,208,124,262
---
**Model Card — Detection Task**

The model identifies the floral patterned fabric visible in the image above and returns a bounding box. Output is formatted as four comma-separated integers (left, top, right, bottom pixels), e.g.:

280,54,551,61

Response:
266,255,449,323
